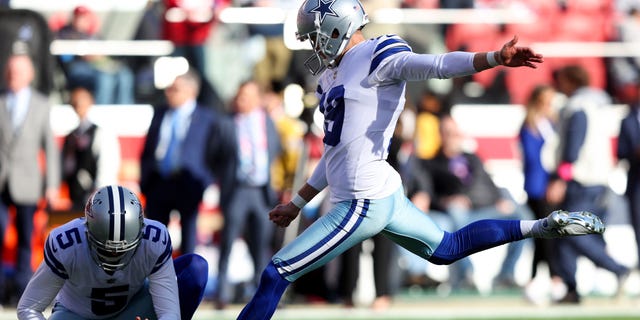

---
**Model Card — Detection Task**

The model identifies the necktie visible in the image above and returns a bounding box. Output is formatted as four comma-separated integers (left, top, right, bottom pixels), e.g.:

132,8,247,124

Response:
160,112,180,176
6,95,16,130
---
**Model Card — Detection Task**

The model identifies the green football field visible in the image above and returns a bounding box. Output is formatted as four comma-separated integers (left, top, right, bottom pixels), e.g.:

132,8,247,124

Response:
187,293,640,320
4,293,638,319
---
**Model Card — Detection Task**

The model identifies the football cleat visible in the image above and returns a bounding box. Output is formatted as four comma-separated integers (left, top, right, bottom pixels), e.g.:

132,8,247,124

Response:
538,210,605,238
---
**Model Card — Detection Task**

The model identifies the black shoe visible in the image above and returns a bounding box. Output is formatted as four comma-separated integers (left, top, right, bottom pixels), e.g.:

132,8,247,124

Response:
615,269,631,298
404,274,442,289
492,277,521,291
555,290,580,304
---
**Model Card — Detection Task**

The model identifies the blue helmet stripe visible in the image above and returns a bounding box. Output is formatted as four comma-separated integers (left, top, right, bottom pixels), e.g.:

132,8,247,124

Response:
117,186,125,241
107,186,115,241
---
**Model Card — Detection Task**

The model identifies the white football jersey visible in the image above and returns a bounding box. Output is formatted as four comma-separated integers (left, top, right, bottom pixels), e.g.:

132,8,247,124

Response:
308,34,476,202
18,217,179,319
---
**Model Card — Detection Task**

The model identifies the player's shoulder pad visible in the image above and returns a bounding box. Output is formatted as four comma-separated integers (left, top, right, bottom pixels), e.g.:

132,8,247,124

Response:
369,34,413,75
141,218,173,273
43,218,86,279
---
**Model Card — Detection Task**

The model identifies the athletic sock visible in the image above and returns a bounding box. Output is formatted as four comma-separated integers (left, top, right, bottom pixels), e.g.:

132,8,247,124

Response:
429,219,524,265
237,262,290,320
520,220,537,238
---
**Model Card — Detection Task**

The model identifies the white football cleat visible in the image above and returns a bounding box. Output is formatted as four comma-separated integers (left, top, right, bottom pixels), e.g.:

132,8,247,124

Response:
538,210,605,238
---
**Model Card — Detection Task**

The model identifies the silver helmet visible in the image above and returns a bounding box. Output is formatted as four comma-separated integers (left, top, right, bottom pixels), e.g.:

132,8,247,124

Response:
85,185,144,272
296,0,369,75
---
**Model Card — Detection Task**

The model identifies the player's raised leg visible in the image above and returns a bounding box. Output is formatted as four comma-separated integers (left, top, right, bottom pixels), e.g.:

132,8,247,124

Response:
427,210,605,265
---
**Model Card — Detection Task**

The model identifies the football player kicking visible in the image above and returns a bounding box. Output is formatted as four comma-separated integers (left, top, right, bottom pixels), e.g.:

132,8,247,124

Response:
17,185,208,320
238,0,606,319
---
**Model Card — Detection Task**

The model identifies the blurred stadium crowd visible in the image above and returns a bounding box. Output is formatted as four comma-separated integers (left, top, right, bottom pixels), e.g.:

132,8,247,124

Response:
1,0,640,313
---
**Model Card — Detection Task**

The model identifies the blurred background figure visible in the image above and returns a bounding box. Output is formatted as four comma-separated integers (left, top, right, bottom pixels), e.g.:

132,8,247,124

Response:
401,153,454,295
518,84,564,304
610,6,640,105
139,69,218,256
336,116,408,310
413,90,447,160
162,0,229,108
264,81,305,206
0,53,60,306
336,233,400,310
54,5,135,105
0,9,55,97
214,80,282,310
617,80,640,273
61,86,121,212
423,115,530,293
243,0,295,90
548,64,630,304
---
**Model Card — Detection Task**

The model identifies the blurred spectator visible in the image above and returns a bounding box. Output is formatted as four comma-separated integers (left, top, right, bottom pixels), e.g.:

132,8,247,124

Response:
55,5,135,105
401,155,455,293
421,115,530,292
139,69,219,255
518,84,564,304
336,120,407,310
548,65,630,303
0,53,60,306
61,86,121,212
244,0,295,90
162,0,229,108
337,233,400,310
610,6,640,104
264,82,305,203
413,90,447,160
130,0,166,105
0,9,55,96
617,82,640,272
213,80,282,309
618,0,640,14
280,108,332,304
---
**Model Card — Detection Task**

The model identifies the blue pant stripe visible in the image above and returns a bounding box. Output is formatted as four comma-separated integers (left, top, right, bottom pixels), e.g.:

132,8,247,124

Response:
275,199,369,277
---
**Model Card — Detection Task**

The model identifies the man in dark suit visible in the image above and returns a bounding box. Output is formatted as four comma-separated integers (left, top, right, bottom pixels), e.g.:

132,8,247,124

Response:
0,53,60,305
617,99,640,271
140,69,217,256
209,80,282,309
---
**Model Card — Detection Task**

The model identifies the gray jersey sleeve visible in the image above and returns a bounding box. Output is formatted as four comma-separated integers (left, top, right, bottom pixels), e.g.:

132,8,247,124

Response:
17,263,65,320
368,48,476,85
148,257,181,320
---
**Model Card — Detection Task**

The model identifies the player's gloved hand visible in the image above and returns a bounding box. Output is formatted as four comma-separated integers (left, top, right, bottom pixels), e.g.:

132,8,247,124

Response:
269,202,300,227
499,35,544,68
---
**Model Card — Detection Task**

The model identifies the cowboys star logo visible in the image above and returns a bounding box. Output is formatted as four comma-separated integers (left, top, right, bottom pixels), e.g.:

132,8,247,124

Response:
310,0,338,24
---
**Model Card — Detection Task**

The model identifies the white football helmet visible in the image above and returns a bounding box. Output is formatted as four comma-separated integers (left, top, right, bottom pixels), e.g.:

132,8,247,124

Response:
296,0,369,75
85,185,144,272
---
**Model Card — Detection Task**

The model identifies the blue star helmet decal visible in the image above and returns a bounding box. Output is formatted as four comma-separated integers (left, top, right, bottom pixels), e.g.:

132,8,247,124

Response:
310,0,338,24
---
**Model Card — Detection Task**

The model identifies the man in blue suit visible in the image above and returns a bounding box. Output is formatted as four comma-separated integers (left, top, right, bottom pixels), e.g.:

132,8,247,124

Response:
617,98,640,271
208,80,282,309
140,69,219,255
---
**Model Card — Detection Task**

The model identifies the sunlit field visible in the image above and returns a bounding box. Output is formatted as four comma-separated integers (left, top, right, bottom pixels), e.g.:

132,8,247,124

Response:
189,294,640,320
3,291,639,320
196,290,640,320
